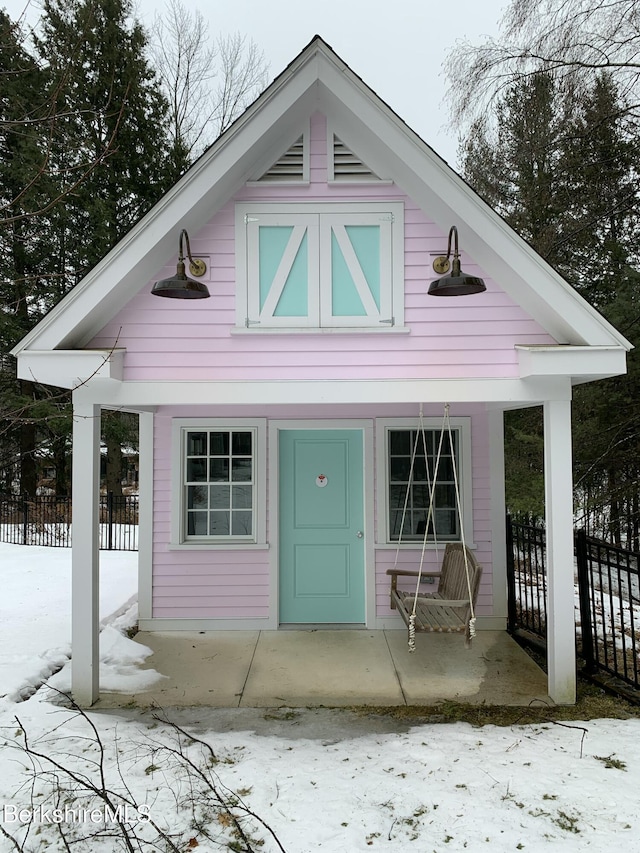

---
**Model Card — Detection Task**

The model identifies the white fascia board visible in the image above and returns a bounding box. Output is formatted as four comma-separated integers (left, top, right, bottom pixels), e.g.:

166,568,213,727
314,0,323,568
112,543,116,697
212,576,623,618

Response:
73,376,572,408
312,63,630,351
16,350,125,389
517,345,627,381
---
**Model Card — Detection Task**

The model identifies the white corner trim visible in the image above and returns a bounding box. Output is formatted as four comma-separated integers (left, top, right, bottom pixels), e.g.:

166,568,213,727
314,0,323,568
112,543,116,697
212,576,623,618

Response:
16,349,125,389
488,409,507,620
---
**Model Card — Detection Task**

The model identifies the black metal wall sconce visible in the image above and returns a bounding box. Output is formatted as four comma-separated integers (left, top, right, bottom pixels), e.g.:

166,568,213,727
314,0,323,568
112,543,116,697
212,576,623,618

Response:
428,225,486,296
151,229,210,299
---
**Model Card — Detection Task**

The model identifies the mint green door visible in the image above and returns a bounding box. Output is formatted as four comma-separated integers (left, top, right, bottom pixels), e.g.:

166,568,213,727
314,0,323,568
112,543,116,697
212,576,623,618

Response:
279,429,365,623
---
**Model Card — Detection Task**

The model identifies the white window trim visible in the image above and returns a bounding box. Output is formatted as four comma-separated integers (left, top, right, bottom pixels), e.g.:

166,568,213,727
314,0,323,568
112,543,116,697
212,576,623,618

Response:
235,202,405,331
374,417,474,548
170,418,267,547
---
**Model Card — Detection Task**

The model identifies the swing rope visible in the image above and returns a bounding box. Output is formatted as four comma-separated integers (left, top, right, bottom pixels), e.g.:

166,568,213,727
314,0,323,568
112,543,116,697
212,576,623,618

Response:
391,406,438,651
407,410,446,651
403,404,477,651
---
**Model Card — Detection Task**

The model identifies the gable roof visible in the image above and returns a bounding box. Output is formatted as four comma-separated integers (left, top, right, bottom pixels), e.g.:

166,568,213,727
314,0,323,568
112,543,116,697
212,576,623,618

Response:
11,35,631,356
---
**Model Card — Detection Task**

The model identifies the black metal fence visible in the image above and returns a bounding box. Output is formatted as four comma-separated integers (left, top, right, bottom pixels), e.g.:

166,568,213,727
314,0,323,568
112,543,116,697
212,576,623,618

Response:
506,515,547,638
0,493,139,551
507,514,640,691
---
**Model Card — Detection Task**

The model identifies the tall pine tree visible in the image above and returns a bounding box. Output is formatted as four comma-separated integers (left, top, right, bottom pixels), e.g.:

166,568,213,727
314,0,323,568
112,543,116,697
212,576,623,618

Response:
2,0,175,495
37,0,174,277
35,0,176,493
461,73,640,542
0,12,58,494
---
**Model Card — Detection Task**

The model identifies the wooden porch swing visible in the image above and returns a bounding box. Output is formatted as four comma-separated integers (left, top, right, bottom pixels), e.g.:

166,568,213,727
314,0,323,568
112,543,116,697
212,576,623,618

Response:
386,405,482,650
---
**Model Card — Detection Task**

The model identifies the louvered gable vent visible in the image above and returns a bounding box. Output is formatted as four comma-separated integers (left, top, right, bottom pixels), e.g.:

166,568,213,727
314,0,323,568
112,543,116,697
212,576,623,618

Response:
332,135,380,181
259,136,305,181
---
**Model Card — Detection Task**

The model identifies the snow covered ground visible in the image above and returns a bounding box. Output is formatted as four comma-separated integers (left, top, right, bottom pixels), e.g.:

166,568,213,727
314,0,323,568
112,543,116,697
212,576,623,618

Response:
1,542,640,852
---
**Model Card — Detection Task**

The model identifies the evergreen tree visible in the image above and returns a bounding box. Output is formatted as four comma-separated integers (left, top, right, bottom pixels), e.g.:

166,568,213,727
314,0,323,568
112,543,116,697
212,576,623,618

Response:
37,0,174,277
0,12,57,494
1,0,171,494
461,73,640,542
32,0,172,491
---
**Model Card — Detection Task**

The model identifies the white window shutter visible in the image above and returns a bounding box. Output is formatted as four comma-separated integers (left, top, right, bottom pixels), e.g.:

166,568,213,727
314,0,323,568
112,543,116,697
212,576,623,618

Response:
237,203,404,330
246,214,319,326
320,214,393,327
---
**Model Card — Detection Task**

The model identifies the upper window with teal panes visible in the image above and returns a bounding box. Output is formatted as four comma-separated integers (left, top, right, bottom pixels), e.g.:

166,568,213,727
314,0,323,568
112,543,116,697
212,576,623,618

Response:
235,203,405,330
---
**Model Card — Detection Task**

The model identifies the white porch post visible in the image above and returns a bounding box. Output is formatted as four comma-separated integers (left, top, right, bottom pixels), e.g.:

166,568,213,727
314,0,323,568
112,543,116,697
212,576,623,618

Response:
543,397,577,704
488,408,508,627
137,410,154,620
71,399,101,706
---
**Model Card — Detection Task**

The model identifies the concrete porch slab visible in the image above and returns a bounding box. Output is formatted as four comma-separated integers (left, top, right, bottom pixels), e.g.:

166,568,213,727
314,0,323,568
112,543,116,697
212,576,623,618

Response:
96,631,260,708
241,630,405,707
386,630,550,705
93,629,551,709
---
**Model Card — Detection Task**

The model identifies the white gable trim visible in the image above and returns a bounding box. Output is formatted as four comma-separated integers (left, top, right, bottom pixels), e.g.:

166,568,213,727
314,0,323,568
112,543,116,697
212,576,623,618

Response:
11,37,632,359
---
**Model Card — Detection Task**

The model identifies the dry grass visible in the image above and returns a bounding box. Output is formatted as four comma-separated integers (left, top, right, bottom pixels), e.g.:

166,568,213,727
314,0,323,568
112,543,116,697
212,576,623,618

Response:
351,672,640,729
350,642,640,727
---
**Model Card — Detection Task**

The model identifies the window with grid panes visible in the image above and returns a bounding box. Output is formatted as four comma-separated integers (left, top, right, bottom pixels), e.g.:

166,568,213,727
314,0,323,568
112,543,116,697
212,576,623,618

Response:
388,428,459,541
184,430,254,539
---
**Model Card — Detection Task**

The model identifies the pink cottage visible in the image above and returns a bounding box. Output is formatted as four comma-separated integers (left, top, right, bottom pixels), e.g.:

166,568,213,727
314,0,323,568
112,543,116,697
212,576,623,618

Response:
12,37,630,706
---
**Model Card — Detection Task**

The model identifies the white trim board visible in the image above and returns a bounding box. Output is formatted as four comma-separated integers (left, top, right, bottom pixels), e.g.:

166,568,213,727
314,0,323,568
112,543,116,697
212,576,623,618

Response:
137,618,270,632
73,376,574,408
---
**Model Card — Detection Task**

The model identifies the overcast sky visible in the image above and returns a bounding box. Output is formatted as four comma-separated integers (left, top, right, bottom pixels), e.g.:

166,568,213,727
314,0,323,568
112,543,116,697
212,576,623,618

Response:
5,0,508,167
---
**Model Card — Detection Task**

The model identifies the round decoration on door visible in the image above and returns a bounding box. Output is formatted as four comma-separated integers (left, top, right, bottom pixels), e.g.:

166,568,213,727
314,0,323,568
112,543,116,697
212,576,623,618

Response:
316,474,328,488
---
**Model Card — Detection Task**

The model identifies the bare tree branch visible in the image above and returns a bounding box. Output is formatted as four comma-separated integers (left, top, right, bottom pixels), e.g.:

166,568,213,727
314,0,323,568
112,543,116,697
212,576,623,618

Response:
445,0,640,126
149,0,268,162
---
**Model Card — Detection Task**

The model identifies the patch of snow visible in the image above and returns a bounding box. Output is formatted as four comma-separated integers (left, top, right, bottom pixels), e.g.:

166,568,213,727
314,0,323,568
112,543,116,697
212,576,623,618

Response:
0,542,639,852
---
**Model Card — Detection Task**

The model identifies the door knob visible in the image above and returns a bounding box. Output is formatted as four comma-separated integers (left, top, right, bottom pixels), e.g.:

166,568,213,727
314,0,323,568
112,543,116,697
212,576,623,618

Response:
356,530,364,538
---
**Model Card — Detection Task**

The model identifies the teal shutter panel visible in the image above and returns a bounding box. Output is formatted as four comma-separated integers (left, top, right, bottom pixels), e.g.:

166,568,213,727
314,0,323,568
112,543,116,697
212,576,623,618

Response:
345,226,381,309
241,205,401,328
321,214,392,327
330,225,381,317
259,226,308,317
246,214,318,326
